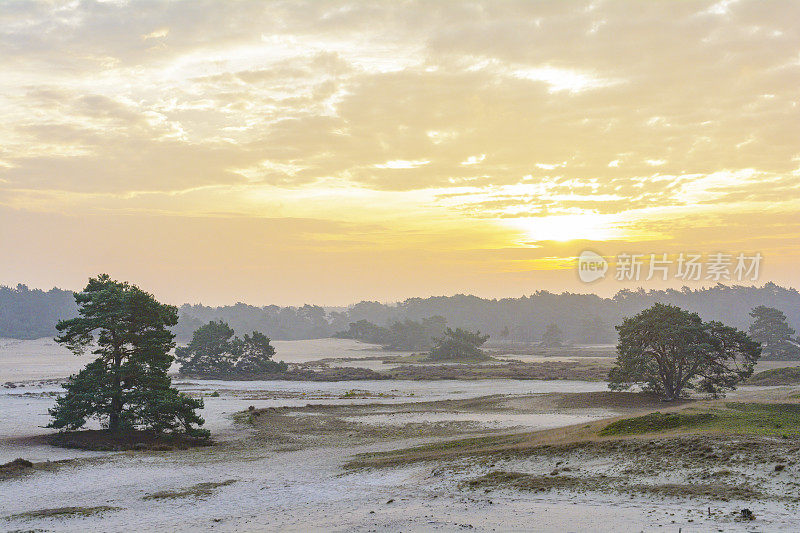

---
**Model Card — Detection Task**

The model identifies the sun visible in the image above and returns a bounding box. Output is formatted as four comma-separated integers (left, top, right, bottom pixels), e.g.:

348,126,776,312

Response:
504,213,622,243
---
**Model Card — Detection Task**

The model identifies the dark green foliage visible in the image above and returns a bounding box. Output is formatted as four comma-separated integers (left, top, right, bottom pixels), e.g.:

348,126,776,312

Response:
385,316,447,350
49,274,207,438
236,331,285,374
176,321,286,377
429,327,490,361
749,306,800,360
175,321,239,376
609,303,761,400
540,323,563,347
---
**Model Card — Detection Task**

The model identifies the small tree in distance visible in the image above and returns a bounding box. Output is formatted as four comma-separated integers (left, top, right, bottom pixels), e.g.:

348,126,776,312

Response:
175,321,239,376
428,327,490,362
49,274,207,437
540,323,564,348
609,303,760,400
236,331,282,374
176,321,287,377
749,306,800,360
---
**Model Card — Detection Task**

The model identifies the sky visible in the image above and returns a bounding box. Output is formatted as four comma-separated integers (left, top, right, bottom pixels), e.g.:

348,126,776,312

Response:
1,0,799,306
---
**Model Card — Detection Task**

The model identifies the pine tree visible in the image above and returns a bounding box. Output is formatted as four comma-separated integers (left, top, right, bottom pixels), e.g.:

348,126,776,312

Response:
749,306,800,360
610,303,761,400
429,327,490,361
540,323,564,347
235,331,286,374
175,320,239,376
48,274,207,438
176,322,286,377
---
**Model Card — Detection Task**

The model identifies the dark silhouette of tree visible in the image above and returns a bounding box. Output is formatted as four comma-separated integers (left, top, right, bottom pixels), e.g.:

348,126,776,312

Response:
749,306,800,360
609,303,760,400
384,316,447,350
429,327,490,361
48,275,206,437
540,323,564,347
333,319,391,344
334,316,446,350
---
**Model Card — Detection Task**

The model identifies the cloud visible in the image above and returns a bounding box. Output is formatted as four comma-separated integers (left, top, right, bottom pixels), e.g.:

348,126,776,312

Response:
1,0,799,302
2,1,798,200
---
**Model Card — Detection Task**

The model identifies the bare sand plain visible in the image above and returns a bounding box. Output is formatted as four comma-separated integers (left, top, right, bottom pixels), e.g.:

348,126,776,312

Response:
2,338,799,532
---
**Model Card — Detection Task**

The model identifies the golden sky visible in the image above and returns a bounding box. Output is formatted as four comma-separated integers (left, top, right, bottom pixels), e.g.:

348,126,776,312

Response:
1,0,799,305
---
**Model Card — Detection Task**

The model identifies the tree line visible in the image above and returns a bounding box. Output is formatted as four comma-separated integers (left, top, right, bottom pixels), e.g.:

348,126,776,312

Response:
40,274,793,441
0,284,77,339
3,282,800,346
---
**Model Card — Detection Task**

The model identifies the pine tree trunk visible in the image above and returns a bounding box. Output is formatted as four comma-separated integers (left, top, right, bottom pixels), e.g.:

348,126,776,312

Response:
109,333,123,432
108,367,123,432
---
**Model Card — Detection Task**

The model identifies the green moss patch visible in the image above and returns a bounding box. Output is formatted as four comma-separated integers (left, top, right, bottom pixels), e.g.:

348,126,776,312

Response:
142,479,236,500
600,412,717,436
7,506,120,520
746,367,800,386
600,402,800,437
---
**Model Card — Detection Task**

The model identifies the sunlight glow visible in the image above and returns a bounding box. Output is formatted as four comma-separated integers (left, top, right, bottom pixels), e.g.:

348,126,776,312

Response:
374,160,430,169
505,213,623,243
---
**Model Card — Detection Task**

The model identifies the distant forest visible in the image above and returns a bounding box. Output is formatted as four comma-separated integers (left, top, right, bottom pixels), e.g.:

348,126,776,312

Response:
0,285,78,339
1,282,799,344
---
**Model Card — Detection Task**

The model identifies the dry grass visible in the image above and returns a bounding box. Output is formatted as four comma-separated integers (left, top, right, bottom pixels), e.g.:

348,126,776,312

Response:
0,457,75,481
464,471,768,501
6,506,120,520
345,394,800,470
142,479,237,500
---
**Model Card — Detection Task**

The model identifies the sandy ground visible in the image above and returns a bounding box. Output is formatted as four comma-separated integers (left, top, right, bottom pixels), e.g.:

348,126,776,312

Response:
3,383,800,531
2,338,800,531
0,337,415,383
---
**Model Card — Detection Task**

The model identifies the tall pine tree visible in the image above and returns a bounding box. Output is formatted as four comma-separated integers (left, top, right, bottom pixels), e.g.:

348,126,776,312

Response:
49,275,207,437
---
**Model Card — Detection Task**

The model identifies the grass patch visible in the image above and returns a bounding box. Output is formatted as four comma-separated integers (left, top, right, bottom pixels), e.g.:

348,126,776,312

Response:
346,432,528,469
600,402,800,437
463,471,605,492
382,361,610,381
7,506,120,520
746,367,800,386
347,400,800,471
464,471,767,501
142,479,236,500
713,402,800,435
599,412,717,436
0,457,75,481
